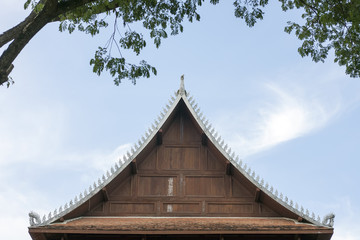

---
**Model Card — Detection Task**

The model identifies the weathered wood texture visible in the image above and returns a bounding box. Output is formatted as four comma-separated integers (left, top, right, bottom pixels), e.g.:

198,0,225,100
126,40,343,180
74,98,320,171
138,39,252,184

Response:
29,100,333,240
86,104,279,217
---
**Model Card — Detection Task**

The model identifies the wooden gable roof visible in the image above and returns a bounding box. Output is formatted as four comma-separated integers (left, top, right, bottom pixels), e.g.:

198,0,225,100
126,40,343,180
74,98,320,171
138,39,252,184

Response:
29,77,334,240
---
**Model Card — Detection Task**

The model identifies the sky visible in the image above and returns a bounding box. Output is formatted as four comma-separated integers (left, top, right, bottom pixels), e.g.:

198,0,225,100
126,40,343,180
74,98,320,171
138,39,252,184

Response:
1,1,360,239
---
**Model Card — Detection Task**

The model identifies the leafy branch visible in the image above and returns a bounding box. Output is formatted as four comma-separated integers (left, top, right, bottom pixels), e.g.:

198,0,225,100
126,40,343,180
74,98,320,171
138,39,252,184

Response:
1,0,360,87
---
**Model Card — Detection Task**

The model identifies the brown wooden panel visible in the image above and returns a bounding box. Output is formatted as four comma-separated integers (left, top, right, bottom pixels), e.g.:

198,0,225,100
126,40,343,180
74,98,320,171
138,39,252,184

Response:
262,204,273,212
110,202,155,214
138,176,177,197
183,147,200,169
109,176,132,198
260,204,279,216
162,109,201,144
182,112,201,143
207,203,253,214
138,148,157,170
92,203,104,213
161,146,180,169
160,146,200,170
163,113,181,143
162,202,201,214
232,178,253,198
207,150,225,170
185,176,225,197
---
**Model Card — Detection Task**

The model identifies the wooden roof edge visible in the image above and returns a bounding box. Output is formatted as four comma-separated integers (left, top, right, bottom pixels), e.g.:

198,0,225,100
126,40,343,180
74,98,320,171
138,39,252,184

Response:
28,216,334,236
28,75,335,229
29,228,334,235
176,79,335,229
28,84,183,228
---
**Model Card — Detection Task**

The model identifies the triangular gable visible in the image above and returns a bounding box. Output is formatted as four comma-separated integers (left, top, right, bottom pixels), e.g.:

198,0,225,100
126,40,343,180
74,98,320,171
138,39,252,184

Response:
28,77,334,239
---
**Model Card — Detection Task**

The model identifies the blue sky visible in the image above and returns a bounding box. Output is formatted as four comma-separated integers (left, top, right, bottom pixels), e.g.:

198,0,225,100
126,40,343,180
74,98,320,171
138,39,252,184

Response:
1,1,360,239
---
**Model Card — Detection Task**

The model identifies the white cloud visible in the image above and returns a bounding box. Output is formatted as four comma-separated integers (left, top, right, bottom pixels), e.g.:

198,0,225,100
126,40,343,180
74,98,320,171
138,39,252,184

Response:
214,81,341,158
0,181,50,240
75,143,132,185
326,196,360,240
0,93,132,239
0,103,66,166
0,217,30,239
89,143,132,172
0,141,132,240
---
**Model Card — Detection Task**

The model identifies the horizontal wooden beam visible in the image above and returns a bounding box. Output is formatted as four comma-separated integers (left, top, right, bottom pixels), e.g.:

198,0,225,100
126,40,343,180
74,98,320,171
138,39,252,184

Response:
33,233,47,240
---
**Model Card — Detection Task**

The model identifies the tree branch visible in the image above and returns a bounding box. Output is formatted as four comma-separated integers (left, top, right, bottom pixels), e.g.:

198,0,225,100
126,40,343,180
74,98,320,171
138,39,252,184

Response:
0,10,39,48
55,0,98,17
0,0,59,85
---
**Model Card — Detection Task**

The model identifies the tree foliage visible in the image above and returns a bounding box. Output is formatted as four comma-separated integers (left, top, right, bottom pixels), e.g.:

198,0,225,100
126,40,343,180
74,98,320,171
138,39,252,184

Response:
0,0,359,87
280,0,360,78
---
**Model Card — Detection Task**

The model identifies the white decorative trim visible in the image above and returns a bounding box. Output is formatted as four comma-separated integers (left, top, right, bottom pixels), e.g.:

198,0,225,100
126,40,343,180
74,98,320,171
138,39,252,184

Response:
29,90,181,227
29,78,334,228
179,89,334,228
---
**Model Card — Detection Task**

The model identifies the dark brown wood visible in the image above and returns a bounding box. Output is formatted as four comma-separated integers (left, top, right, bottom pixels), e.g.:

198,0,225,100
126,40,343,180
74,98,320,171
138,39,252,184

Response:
28,99,333,240
61,234,68,240
101,187,109,202
81,108,280,218
201,132,208,146
30,232,331,240
130,159,138,174
225,161,232,176
297,217,303,222
254,188,261,203
157,129,163,145
30,233,47,240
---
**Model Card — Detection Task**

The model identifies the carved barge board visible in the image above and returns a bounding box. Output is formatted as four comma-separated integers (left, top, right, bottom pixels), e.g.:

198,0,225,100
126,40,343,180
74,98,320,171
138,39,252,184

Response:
28,79,333,240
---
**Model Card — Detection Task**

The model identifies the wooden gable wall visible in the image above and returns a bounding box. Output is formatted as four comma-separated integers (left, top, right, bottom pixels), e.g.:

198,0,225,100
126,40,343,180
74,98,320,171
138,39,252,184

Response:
84,101,280,218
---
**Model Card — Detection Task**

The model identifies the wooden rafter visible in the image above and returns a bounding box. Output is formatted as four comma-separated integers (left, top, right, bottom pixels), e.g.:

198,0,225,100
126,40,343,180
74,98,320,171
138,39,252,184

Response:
130,159,138,174
201,132,207,146
101,187,109,202
225,161,232,176
255,188,261,203
157,129,163,145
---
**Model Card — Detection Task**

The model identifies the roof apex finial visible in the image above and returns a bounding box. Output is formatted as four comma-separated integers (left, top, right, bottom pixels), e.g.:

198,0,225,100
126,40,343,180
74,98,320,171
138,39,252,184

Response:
177,74,187,96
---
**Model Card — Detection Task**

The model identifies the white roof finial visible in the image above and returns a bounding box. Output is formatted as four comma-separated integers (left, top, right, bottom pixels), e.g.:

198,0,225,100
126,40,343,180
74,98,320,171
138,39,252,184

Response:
177,74,187,96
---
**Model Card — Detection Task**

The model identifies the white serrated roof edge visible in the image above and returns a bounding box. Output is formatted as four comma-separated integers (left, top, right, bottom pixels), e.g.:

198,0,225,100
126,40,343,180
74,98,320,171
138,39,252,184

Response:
29,77,334,228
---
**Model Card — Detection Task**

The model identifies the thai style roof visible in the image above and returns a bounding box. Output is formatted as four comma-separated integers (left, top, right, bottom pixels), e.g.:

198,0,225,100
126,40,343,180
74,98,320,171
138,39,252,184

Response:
28,76,334,239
